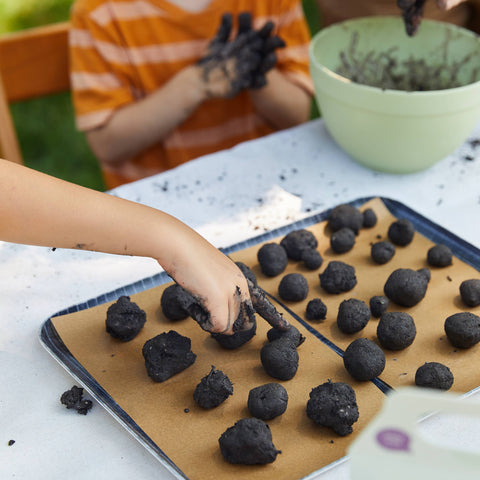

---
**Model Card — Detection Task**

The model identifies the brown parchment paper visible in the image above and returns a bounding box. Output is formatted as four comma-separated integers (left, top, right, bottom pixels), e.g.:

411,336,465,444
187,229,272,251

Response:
51,198,480,479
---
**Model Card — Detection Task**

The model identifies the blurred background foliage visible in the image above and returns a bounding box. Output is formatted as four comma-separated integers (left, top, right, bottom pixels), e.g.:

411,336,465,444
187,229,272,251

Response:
1,0,320,191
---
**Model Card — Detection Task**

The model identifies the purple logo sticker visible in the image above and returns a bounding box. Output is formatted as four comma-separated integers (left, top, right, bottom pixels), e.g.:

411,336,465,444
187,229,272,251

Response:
376,428,411,452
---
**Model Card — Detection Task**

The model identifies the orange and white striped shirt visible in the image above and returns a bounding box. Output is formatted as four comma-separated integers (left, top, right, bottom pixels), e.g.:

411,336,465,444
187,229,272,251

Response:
69,0,314,188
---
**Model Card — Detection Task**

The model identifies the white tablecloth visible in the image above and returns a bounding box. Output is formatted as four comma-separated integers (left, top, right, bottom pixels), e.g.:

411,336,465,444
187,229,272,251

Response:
2,118,480,479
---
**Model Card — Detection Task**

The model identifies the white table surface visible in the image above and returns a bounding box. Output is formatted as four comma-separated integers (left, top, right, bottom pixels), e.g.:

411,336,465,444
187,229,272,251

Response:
2,118,480,479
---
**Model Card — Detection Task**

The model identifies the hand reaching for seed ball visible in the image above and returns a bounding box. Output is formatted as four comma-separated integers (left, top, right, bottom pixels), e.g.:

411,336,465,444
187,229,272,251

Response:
197,12,286,98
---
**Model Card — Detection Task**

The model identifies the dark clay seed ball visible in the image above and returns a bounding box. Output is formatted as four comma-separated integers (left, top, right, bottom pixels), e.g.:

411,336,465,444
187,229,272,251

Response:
160,284,192,321
369,295,389,318
280,229,318,261
328,204,364,235
211,319,257,350
257,243,288,277
306,380,359,436
142,331,197,382
371,241,396,264
193,366,233,409
384,268,429,307
278,273,309,301
306,298,328,321
267,325,305,347
260,338,299,380
248,383,288,420
460,279,480,307
362,208,377,228
427,244,453,267
105,295,146,341
387,218,415,246
218,417,281,465
301,248,323,270
336,298,370,334
444,312,480,348
330,227,356,254
415,362,454,390
377,312,416,350
343,338,386,381
319,260,357,294
235,261,257,286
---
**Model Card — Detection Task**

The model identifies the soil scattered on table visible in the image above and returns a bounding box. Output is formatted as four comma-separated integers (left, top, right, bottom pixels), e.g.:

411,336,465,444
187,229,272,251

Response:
60,385,93,415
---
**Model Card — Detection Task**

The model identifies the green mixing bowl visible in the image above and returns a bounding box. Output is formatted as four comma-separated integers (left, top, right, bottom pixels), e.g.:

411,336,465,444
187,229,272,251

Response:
309,16,480,173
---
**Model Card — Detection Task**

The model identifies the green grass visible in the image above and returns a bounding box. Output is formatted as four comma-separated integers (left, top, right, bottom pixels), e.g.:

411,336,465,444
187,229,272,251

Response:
4,0,321,191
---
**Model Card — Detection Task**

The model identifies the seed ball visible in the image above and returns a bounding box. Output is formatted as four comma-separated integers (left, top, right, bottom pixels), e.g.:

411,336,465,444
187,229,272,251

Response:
415,362,454,390
388,218,415,246
319,261,357,294
459,279,480,307
343,338,386,381
248,383,288,420
444,312,480,348
384,268,429,307
260,338,299,380
236,261,257,286
330,227,356,254
218,418,281,465
193,366,233,409
362,208,377,228
301,249,323,270
427,244,453,267
369,295,389,318
336,298,370,334
328,204,363,235
278,273,309,301
160,285,192,321
280,229,318,261
106,295,147,341
211,319,257,349
257,243,288,277
306,298,327,321
371,241,396,264
267,325,305,347
377,312,416,350
306,380,359,436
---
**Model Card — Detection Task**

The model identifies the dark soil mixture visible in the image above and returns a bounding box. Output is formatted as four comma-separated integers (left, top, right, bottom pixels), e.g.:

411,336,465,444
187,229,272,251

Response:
362,208,378,228
210,318,257,349
336,29,479,91
330,227,356,254
267,324,305,347
371,241,396,265
160,285,191,321
415,361,454,390
328,204,363,235
218,417,281,465
105,295,146,341
301,248,323,270
306,380,359,436
369,295,389,318
388,219,415,246
280,229,318,261
248,383,288,420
